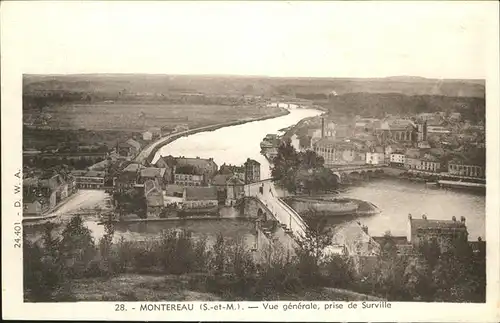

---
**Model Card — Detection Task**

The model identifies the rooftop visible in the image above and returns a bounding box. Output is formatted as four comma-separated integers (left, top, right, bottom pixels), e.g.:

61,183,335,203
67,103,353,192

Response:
155,155,177,168
165,184,185,196
85,170,105,178
314,138,356,150
245,158,261,166
212,174,230,186
140,167,166,178
123,163,143,173
125,138,142,150
410,217,467,231
176,156,217,169
184,186,217,201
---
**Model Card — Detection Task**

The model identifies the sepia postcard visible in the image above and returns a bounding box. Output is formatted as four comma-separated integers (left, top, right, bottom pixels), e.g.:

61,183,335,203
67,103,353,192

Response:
1,1,499,321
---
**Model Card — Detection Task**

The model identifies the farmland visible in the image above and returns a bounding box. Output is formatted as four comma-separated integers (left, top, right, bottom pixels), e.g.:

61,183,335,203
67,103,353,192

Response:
24,102,283,131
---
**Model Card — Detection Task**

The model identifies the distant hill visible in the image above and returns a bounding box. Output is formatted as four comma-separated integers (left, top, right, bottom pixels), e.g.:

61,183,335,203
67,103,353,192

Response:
23,74,485,98
321,92,485,123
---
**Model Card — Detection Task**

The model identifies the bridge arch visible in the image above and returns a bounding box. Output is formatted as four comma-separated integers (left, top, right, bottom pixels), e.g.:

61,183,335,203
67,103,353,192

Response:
332,171,341,184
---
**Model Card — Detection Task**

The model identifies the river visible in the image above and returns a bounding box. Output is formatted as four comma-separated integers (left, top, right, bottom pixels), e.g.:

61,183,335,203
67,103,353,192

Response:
153,104,323,178
337,179,485,241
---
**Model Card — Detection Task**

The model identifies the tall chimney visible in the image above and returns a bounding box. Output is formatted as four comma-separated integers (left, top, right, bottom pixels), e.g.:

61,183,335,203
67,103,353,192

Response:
321,117,325,138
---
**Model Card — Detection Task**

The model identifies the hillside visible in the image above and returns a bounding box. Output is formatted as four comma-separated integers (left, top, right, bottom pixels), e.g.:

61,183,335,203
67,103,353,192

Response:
23,74,485,98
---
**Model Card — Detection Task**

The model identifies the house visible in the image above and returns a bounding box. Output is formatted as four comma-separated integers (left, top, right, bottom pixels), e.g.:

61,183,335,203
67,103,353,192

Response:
114,163,143,191
448,163,484,178
165,184,185,199
154,155,176,183
375,119,416,145
416,122,428,142
427,126,451,134
144,179,164,217
244,158,261,184
23,199,44,217
71,170,105,189
307,128,323,146
212,174,231,204
404,149,423,170
365,146,385,165
218,163,245,181
38,174,68,207
150,127,162,139
174,172,204,186
117,139,142,158
324,121,336,138
390,153,406,166
449,112,462,122
407,214,468,253
138,167,167,187
182,186,218,211
225,176,245,206
142,131,153,141
417,141,431,149
175,157,218,184
313,138,365,167
419,156,441,172
290,134,301,151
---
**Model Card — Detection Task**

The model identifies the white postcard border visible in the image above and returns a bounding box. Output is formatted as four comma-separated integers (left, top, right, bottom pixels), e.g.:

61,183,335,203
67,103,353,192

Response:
1,1,499,321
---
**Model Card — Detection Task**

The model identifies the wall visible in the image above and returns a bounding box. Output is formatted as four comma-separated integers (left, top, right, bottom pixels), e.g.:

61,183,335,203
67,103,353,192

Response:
286,197,358,216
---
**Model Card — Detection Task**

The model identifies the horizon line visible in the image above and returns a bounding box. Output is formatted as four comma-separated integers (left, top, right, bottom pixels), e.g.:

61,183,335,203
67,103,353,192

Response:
22,73,486,82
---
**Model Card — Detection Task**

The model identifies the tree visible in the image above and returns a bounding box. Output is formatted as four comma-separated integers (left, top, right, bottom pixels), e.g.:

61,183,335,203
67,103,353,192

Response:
113,188,147,218
298,150,324,169
271,139,337,194
59,216,96,278
379,231,398,259
24,225,66,302
271,139,300,193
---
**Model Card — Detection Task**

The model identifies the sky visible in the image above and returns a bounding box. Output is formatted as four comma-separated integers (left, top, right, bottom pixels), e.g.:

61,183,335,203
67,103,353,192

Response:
1,1,498,79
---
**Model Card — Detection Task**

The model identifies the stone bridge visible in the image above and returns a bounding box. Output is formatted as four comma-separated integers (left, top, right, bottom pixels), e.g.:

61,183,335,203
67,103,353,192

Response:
243,179,347,257
328,164,388,183
244,179,309,244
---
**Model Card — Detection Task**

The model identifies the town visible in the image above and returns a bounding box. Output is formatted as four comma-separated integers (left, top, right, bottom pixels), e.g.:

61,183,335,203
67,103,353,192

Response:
21,88,486,303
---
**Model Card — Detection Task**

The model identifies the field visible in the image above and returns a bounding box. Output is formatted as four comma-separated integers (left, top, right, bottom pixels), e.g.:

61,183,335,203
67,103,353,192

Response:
25,102,283,131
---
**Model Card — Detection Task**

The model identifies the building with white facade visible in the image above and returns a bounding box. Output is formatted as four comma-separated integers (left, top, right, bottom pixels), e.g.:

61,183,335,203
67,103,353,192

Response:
390,153,406,166
366,149,385,165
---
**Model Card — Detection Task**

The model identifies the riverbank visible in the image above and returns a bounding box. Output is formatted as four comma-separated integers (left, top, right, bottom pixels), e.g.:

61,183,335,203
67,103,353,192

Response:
137,106,290,163
98,215,256,225
284,195,380,218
